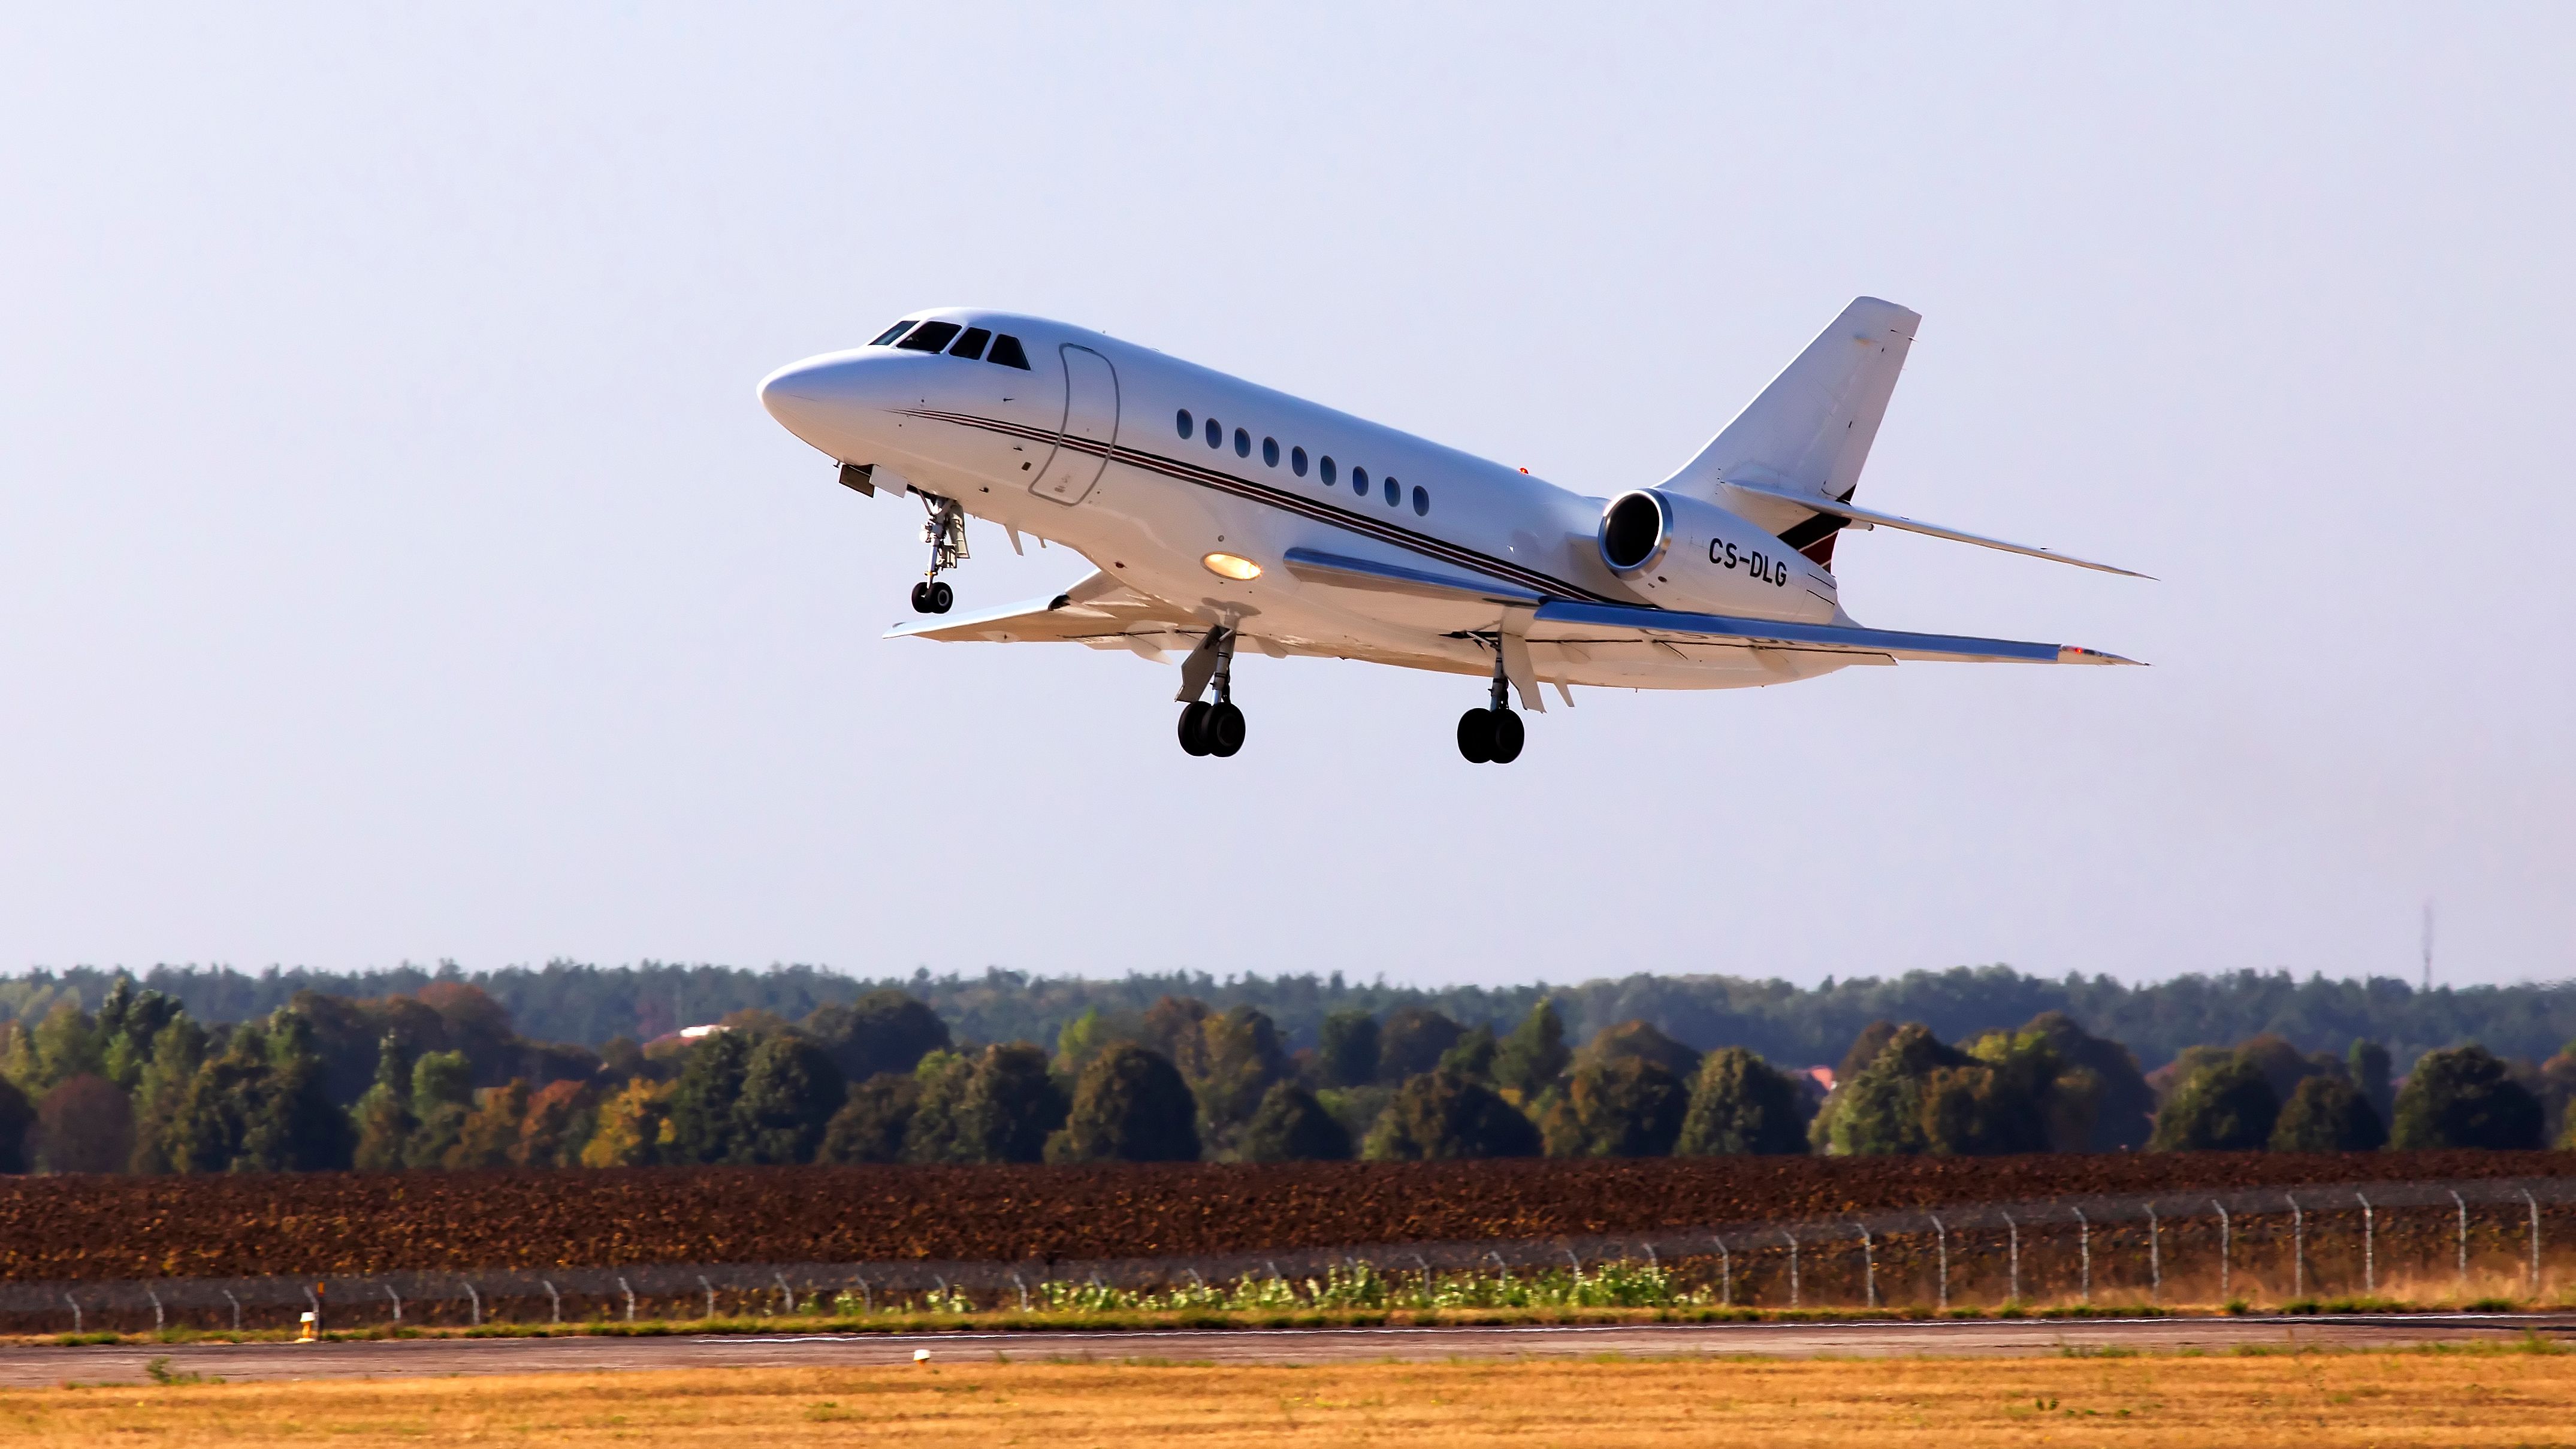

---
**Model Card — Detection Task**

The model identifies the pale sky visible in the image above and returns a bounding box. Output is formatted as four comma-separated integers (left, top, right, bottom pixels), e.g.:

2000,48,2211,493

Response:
1,5,2569,990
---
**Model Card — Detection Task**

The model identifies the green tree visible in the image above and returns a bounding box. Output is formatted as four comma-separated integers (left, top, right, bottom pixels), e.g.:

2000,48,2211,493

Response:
447,1080,530,1169
1492,999,1570,1098
2349,1039,2395,1125
1542,1056,1687,1157
1049,1045,1200,1163
127,1018,207,1175
1375,1007,1464,1083
1237,1081,1352,1161
1192,1006,1288,1145
1813,1024,1973,1156
94,979,185,1093
31,1000,101,1091
2270,1074,2387,1152
1361,1070,1539,1160
1676,1046,1808,1156
2016,1012,2154,1151
1577,1020,1702,1082
1437,1025,1498,1084
1316,1010,1380,1089
403,1049,475,1169
2391,1045,2544,1150
820,1072,919,1164
240,1011,353,1171
663,1030,756,1165
351,1034,418,1172
802,991,951,1084
907,1045,1067,1164
732,1034,845,1165
2149,1057,2279,1151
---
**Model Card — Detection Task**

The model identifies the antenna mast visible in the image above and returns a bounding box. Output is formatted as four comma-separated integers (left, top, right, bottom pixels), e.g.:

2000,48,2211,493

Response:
2420,900,2435,993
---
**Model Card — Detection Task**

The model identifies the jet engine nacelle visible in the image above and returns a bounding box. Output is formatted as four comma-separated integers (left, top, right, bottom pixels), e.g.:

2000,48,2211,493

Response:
1596,488,1837,621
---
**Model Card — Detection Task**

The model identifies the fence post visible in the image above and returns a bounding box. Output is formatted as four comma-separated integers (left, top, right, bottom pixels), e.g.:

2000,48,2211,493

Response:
543,1279,562,1326
223,1289,241,1332
617,1276,635,1323
146,1287,164,1332
775,1272,795,1315
385,1284,402,1324
1784,1229,1801,1309
1929,1216,1949,1312
1711,1236,1732,1308
855,1273,871,1314
64,1293,80,1334
2003,1212,2021,1305
2074,1209,2091,1305
306,1284,324,1335
2450,1190,2468,1287
466,1283,482,1327
2524,1188,2542,1294
2147,1205,2161,1302
1010,1272,1029,1311
2289,1196,2305,1300
1856,1224,1877,1309
2358,1193,2374,1296
700,1275,715,1320
2215,1202,2231,1302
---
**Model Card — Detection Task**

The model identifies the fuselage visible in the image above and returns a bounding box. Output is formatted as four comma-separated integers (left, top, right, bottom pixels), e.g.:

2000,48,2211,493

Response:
759,308,1849,689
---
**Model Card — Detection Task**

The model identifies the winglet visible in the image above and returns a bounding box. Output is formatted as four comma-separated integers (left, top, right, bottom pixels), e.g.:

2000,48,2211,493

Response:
2055,644,2144,665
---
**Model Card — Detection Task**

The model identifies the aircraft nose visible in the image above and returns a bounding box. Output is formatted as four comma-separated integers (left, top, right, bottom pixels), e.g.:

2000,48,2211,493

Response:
757,352,894,452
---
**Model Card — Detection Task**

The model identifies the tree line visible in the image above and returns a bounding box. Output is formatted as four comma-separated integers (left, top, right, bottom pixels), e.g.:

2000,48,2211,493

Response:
6,962,2571,1074
0,974,2566,1173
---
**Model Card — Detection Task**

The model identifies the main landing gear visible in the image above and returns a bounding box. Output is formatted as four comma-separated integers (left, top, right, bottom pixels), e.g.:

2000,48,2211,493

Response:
909,493,968,614
1456,638,1526,764
1176,627,1246,758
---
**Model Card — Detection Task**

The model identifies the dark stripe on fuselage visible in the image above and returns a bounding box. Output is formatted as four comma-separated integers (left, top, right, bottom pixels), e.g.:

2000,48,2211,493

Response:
899,408,1629,606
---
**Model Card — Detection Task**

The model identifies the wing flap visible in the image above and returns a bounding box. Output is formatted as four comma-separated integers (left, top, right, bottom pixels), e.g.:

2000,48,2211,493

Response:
1530,599,2141,666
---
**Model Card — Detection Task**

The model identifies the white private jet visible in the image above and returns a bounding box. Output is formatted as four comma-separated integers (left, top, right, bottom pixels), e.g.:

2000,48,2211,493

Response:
757,297,2140,763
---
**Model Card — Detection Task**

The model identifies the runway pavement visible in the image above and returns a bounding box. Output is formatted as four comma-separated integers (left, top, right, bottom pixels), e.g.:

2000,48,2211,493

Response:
4,1312,2572,1386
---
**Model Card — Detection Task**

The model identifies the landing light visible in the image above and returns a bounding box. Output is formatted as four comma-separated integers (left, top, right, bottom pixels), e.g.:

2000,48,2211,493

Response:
1201,552,1262,581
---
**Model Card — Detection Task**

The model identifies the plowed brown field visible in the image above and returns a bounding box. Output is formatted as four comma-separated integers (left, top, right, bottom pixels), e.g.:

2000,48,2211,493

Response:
0,1151,2565,1280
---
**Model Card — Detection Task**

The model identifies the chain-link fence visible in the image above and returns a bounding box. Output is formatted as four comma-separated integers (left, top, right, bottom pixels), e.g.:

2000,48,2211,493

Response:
5,1174,2568,1334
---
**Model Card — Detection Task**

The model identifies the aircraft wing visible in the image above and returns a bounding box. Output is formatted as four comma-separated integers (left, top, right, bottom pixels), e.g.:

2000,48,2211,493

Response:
1530,599,2141,665
884,571,1204,653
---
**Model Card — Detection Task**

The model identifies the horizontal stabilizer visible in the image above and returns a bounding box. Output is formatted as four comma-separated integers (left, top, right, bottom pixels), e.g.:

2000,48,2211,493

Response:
1724,479,2151,579
1531,598,2142,667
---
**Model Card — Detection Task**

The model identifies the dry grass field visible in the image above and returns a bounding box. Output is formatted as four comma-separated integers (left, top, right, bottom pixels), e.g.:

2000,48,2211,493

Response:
5,1348,2574,1447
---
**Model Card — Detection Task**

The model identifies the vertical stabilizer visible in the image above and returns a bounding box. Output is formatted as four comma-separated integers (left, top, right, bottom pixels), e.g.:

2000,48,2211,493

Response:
1659,297,1920,567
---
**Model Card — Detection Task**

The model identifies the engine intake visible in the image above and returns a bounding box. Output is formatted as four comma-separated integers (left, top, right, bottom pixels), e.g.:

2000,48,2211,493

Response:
1592,486,1838,623
1599,490,1672,574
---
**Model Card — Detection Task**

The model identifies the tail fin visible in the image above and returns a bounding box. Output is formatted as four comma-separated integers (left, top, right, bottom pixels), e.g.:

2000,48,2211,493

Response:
1658,297,1920,568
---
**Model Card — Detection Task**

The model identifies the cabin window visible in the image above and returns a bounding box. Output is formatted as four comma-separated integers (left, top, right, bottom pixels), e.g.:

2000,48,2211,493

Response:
1176,409,1194,438
1412,485,1429,516
1320,455,1337,486
869,320,916,346
1234,427,1251,458
895,320,962,353
1291,446,1308,476
1205,417,1222,448
1352,465,1369,497
1384,476,1400,506
948,327,992,361
987,334,1032,370
1262,437,1280,467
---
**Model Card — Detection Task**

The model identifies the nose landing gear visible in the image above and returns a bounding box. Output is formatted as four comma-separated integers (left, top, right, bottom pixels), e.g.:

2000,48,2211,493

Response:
1175,627,1246,758
1456,636,1527,764
910,493,968,614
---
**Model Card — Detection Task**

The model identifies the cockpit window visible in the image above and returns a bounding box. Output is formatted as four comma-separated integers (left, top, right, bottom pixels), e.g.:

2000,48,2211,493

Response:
895,320,962,353
869,320,916,346
949,326,992,361
988,334,1032,370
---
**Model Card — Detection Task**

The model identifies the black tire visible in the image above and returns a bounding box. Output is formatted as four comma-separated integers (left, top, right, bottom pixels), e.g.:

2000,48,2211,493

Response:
1488,709,1525,764
1204,701,1246,758
929,580,954,613
910,582,931,613
1177,701,1213,756
1455,709,1494,763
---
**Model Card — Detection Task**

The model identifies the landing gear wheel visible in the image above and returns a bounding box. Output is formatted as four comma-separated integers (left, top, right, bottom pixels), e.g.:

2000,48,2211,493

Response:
1177,701,1213,756
928,580,953,613
1487,709,1524,764
910,582,932,613
1456,709,1494,764
1204,701,1246,758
